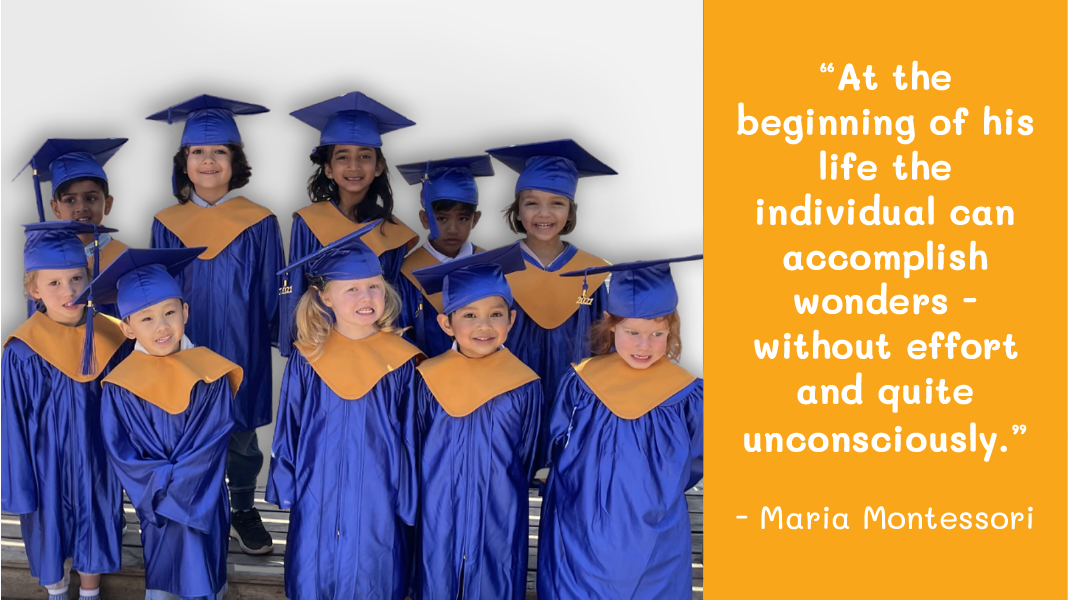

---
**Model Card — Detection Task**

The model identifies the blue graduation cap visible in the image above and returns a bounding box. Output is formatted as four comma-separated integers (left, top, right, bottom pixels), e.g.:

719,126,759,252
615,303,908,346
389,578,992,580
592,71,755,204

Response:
278,220,382,283
74,247,205,320
396,155,493,240
485,139,616,200
290,92,415,148
412,242,526,316
24,221,119,375
16,138,128,222
561,255,702,319
146,94,269,147
23,221,116,274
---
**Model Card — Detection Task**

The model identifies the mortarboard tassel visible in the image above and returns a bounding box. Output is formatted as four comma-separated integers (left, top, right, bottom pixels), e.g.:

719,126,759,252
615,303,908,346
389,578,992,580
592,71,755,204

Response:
576,269,594,306
31,163,46,222
79,227,102,376
421,162,440,240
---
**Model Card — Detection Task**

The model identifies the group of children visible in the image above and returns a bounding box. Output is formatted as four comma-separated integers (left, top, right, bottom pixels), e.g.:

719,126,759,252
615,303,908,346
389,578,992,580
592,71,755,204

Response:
1,92,704,600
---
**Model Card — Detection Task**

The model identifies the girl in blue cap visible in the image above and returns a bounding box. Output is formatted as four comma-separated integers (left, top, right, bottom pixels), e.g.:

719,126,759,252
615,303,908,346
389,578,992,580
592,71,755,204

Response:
537,256,704,600
268,222,422,599
486,139,617,474
82,246,239,600
2,222,126,600
147,94,285,554
279,91,420,358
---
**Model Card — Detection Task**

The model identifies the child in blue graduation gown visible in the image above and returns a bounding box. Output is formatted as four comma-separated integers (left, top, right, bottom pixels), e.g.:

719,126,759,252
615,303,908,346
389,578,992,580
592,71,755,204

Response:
147,95,284,553
2,222,126,599
395,155,493,358
279,92,420,358
485,139,616,472
20,139,130,318
538,256,704,600
81,247,240,600
268,221,422,599
410,242,541,600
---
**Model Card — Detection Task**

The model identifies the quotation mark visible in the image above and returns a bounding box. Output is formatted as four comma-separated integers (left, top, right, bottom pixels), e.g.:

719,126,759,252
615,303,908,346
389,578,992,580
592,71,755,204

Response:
820,63,835,73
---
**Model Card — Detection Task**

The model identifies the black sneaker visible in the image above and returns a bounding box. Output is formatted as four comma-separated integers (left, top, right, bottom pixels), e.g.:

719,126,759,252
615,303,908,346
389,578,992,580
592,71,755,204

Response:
231,508,274,555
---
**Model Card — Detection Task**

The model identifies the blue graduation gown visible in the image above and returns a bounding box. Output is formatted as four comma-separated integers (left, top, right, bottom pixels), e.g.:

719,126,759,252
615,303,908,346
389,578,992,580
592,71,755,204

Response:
414,350,541,600
101,353,237,599
1,318,126,585
537,361,703,600
503,244,608,471
266,332,420,599
151,209,283,432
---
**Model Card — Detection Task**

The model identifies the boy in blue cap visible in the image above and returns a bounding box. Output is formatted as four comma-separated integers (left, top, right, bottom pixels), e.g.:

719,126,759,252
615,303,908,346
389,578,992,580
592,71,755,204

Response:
280,91,420,357
395,154,493,357
19,138,131,317
3,222,126,599
268,221,422,599
537,255,704,600
410,242,542,600
147,94,284,553
77,247,240,600
486,138,616,473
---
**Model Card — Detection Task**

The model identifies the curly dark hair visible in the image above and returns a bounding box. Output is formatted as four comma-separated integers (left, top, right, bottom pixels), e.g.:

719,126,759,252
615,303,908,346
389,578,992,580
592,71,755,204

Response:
306,145,396,224
503,190,577,235
171,143,251,203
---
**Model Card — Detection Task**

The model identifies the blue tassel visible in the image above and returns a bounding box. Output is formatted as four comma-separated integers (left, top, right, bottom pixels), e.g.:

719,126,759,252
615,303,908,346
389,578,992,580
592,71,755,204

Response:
31,164,45,222
576,270,593,306
79,229,102,376
421,163,439,240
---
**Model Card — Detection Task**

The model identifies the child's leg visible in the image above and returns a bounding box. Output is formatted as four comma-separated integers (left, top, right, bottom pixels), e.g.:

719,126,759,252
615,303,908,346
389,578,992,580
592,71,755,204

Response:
226,430,262,510
77,572,101,595
227,430,273,554
42,559,71,597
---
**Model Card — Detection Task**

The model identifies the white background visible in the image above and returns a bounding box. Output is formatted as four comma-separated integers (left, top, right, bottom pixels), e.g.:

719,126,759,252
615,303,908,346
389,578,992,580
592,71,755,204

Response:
1,1,703,483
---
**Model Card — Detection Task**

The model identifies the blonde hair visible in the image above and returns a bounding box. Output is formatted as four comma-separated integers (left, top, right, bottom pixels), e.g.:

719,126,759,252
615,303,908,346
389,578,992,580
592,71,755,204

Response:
590,310,683,361
23,271,39,298
294,276,402,361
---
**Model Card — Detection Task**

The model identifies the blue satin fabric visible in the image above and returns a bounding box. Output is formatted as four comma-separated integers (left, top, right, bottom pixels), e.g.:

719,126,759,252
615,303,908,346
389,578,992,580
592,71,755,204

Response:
396,275,452,359
503,244,606,472
415,376,542,600
537,369,703,600
151,215,283,432
1,339,126,585
277,208,408,357
101,377,234,598
266,353,418,599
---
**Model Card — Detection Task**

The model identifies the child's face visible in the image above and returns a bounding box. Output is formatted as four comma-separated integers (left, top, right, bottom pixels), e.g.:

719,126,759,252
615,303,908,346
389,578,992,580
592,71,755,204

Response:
185,145,233,196
28,268,89,326
119,298,188,356
51,180,112,226
319,275,386,334
420,205,481,257
325,145,382,199
518,189,570,242
437,296,515,359
611,316,670,370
